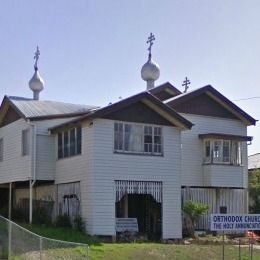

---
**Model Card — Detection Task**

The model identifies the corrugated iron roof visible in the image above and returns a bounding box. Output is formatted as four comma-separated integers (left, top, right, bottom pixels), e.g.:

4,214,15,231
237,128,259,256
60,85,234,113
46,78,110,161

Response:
248,153,260,170
7,96,98,119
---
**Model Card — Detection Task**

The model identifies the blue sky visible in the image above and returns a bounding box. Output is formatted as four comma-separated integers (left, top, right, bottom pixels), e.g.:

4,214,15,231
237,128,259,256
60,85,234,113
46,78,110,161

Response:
0,0,259,155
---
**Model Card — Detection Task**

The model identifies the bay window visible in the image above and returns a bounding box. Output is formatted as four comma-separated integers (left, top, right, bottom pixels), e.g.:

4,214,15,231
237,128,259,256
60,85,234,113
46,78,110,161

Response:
203,139,242,165
114,122,163,155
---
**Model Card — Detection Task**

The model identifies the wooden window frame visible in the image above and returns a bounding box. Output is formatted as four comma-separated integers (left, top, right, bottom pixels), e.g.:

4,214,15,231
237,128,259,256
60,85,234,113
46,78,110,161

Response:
114,122,163,156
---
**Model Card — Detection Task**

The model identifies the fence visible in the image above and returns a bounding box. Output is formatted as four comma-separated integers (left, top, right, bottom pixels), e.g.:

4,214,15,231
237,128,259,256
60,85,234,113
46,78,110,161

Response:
0,215,90,260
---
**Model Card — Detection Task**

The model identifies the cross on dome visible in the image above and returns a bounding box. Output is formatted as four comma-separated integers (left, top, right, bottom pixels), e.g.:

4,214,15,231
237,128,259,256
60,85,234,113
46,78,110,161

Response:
146,33,155,59
34,46,40,71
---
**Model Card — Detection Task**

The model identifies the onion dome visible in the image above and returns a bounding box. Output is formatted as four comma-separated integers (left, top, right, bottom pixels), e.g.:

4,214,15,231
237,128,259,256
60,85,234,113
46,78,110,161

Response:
141,33,160,90
141,56,160,90
29,46,44,100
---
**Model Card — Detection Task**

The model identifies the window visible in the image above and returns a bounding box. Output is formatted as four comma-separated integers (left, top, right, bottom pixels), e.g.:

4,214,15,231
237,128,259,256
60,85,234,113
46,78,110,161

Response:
114,122,163,155
203,139,242,165
57,127,82,159
204,140,211,163
0,138,3,162
22,129,30,156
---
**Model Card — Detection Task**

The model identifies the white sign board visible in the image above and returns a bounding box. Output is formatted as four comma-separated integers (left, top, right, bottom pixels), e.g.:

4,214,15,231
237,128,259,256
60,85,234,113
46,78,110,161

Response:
115,218,139,232
211,214,260,231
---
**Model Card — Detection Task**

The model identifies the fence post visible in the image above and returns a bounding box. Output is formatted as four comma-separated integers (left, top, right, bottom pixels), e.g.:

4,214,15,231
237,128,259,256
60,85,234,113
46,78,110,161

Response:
8,221,12,260
40,237,43,260
222,231,225,260
87,245,90,260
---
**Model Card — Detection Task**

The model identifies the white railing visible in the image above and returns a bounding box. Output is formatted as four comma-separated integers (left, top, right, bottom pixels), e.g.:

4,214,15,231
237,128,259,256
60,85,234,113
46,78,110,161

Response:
0,215,90,259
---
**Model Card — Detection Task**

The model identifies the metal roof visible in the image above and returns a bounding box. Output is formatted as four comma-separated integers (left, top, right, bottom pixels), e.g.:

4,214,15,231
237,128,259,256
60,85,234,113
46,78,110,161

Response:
248,153,260,170
7,96,98,119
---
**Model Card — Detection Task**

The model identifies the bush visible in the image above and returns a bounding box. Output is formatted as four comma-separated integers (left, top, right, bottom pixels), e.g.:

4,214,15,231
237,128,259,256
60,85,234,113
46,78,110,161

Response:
12,207,28,222
33,206,52,226
183,200,209,238
73,215,85,232
55,214,72,228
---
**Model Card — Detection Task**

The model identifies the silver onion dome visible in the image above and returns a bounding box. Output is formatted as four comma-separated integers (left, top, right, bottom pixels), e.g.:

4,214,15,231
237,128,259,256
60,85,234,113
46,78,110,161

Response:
141,33,160,90
141,57,160,90
29,46,44,100
29,70,44,100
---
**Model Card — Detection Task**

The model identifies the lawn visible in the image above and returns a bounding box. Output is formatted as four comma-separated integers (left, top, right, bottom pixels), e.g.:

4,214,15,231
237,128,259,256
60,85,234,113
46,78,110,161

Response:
20,225,260,260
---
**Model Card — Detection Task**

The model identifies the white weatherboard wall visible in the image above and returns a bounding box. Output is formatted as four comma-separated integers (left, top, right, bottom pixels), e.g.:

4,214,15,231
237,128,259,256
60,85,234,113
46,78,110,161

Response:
0,119,32,183
55,120,95,234
180,114,248,188
34,118,78,181
91,119,182,239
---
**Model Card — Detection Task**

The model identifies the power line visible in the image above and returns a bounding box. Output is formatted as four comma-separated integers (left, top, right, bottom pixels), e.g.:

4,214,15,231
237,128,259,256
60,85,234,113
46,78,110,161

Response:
232,96,260,102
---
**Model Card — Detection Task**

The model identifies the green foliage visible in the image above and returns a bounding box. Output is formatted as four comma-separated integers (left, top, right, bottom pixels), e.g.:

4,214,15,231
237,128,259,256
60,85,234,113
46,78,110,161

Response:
12,207,28,222
32,206,52,226
73,215,85,232
249,169,260,213
23,224,100,245
55,214,72,228
183,200,209,237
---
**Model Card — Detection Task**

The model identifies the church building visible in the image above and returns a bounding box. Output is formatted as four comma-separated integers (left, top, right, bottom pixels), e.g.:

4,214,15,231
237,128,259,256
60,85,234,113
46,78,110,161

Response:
0,35,256,239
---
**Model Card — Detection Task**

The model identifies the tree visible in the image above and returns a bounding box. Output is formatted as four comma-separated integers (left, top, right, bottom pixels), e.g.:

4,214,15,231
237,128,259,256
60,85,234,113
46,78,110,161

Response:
183,200,209,237
249,169,260,213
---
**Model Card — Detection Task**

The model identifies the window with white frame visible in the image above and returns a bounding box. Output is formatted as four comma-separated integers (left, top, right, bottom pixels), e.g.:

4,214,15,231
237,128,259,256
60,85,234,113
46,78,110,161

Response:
203,139,242,165
22,129,30,156
58,127,82,159
0,138,3,162
114,122,163,155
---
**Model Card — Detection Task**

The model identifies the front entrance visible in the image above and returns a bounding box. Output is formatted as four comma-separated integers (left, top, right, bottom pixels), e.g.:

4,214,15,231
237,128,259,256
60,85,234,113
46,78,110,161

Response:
116,194,162,239
115,180,163,239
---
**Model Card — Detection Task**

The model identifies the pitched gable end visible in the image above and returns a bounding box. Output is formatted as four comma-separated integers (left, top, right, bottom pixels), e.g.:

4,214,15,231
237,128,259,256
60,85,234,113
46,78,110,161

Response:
166,85,257,126
169,93,238,120
101,101,174,126
0,97,24,127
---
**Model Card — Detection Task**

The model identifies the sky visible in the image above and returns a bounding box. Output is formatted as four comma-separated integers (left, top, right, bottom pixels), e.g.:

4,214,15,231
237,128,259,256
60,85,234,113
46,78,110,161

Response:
0,0,259,155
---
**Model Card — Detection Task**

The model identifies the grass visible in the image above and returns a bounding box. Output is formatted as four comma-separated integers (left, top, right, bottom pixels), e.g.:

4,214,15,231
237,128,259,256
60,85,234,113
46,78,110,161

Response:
8,225,260,259
22,224,100,245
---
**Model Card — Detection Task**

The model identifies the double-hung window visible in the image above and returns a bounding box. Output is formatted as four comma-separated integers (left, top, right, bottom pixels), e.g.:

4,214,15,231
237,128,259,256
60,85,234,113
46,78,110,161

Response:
114,122,163,155
58,127,82,159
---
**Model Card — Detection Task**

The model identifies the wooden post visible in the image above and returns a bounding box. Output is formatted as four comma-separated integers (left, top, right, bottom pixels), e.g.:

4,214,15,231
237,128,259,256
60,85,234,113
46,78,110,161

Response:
124,194,128,218
8,182,12,220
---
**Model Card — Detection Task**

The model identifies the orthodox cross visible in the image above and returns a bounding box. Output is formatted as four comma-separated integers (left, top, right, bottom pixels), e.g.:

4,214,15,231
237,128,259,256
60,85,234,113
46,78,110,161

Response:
146,33,155,58
34,46,40,71
182,77,191,93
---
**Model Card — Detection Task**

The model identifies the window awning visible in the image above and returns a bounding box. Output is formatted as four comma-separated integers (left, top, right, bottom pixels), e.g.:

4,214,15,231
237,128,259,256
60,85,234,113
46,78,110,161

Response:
198,133,253,142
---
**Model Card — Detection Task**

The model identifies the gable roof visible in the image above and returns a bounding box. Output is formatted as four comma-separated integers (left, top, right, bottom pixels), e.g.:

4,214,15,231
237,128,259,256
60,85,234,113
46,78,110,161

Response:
165,85,257,126
149,82,182,101
50,91,193,132
0,96,97,125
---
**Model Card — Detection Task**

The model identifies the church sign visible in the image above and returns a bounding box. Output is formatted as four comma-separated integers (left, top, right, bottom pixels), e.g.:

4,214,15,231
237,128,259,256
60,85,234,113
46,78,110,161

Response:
115,218,139,233
210,214,260,231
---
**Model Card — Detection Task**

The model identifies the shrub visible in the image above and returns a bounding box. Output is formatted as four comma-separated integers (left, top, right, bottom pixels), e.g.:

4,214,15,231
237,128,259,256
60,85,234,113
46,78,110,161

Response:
73,215,85,232
32,206,52,226
56,214,72,228
183,200,209,238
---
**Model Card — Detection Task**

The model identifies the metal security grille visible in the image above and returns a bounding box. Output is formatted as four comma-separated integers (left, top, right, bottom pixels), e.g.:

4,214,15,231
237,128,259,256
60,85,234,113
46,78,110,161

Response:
115,180,162,203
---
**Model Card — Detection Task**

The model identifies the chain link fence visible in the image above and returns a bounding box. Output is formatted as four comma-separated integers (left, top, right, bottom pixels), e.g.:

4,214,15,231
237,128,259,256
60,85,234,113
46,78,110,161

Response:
0,215,89,259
